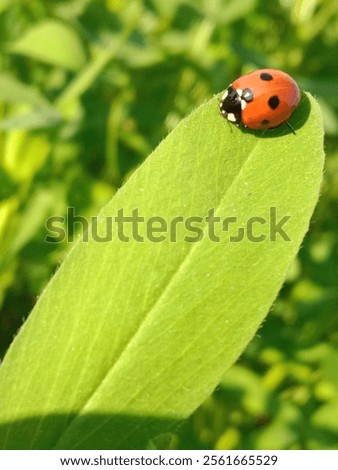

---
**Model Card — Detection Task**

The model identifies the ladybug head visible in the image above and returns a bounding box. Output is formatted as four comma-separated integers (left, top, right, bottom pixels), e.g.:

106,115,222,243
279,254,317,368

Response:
219,86,241,125
219,86,254,126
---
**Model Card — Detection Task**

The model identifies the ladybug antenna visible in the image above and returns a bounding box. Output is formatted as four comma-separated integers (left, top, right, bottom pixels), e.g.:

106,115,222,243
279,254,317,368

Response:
285,121,296,135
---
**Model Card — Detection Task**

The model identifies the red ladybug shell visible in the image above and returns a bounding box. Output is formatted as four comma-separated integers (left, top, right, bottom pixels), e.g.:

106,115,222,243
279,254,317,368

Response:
220,69,301,131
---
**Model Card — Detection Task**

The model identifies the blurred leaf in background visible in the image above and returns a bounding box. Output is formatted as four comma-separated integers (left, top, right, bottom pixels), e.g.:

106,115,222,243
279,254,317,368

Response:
0,0,337,449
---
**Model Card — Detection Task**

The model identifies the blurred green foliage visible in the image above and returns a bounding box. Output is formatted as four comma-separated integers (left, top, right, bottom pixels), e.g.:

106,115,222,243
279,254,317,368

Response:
0,0,337,450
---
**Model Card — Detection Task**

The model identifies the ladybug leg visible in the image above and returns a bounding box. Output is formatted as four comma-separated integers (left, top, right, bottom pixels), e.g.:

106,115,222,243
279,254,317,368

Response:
223,118,233,133
285,121,296,135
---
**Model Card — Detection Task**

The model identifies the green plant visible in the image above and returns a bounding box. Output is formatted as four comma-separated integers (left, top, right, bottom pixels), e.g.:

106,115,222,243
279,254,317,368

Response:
0,0,337,451
0,92,324,449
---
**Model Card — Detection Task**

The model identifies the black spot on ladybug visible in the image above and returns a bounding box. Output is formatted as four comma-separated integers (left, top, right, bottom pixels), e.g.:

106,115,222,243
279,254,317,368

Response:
260,72,273,81
242,88,253,102
261,119,270,126
268,95,280,110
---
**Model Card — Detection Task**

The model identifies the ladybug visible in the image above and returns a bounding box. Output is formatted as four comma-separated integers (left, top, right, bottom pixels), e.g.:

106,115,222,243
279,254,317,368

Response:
219,69,300,133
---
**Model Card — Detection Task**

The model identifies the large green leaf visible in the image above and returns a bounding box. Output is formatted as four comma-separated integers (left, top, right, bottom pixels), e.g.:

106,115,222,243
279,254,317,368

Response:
0,92,324,449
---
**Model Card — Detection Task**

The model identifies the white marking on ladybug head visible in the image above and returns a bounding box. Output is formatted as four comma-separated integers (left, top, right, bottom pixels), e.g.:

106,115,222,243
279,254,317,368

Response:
221,90,228,100
241,100,247,110
221,109,226,115
236,88,243,97
227,113,237,122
